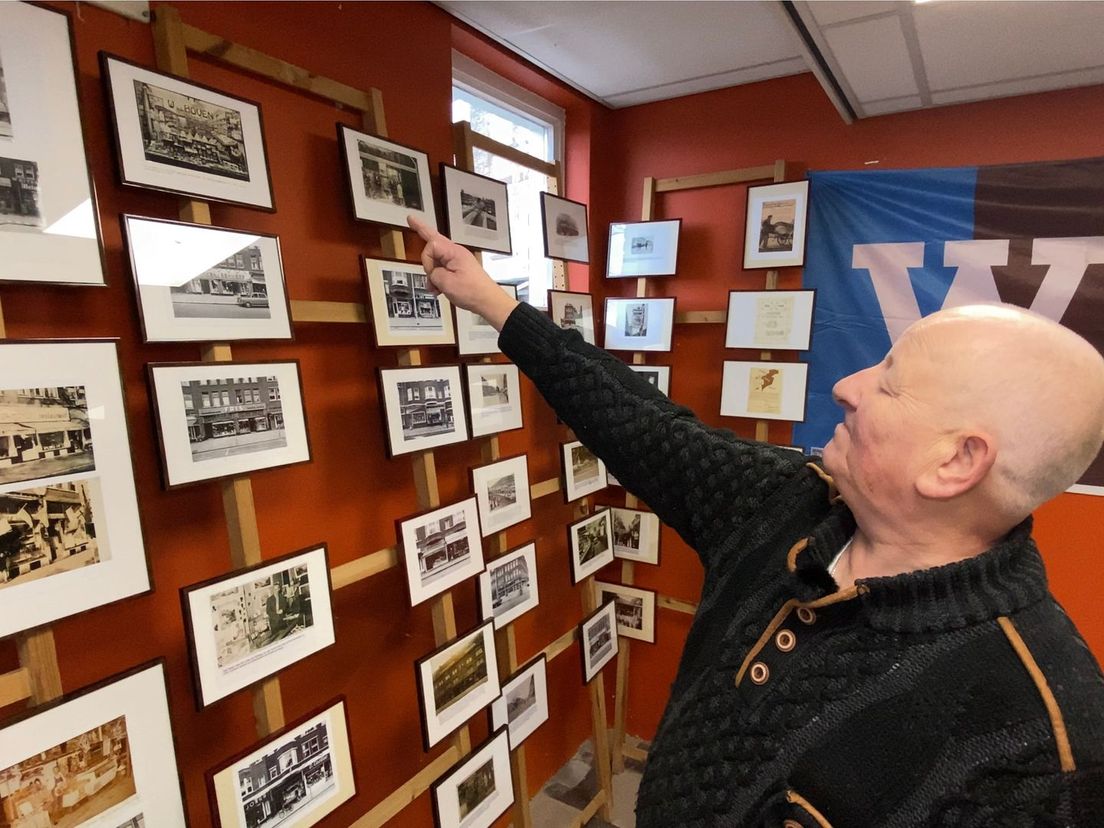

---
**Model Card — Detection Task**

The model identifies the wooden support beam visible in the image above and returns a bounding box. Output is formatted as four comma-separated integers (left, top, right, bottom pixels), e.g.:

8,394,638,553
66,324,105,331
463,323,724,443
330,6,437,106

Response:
675,309,727,324
290,300,367,324
0,667,32,708
468,131,558,178
15,629,64,704
569,789,609,828
0,295,5,338
330,547,398,590
658,594,698,615
539,627,579,663
530,476,560,500
622,743,649,763
349,746,461,828
655,164,778,193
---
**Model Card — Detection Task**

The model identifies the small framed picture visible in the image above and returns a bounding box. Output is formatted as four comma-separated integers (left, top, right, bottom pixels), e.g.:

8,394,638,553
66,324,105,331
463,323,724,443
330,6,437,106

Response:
148,361,311,488
101,53,274,210
606,219,680,278
743,180,810,270
338,124,436,230
725,289,815,351
478,542,539,629
378,364,469,457
440,164,512,255
567,508,615,584
416,621,501,750
363,256,456,347
208,698,356,828
611,507,661,565
579,599,619,683
540,193,589,264
604,297,676,352
123,214,292,343
595,581,657,643
0,660,187,825
466,363,523,438
628,364,671,396
490,654,549,750
398,497,485,607
548,290,596,345
561,440,608,503
431,728,514,828
471,453,531,537
181,544,335,708
720,360,809,422
455,284,517,356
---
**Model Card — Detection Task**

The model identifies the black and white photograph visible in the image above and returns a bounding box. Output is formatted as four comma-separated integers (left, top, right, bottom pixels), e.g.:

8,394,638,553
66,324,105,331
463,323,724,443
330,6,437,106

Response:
399,497,484,606
0,47,11,140
629,364,671,397
364,257,456,348
547,290,596,345
359,141,423,210
579,600,619,683
725,289,816,351
625,302,648,338
379,365,470,457
441,164,512,255
431,729,513,828
606,219,680,278
416,622,501,750
611,507,661,565
720,360,809,422
0,155,41,228
0,385,94,486
338,125,436,230
743,180,809,270
478,542,539,629
490,655,549,750
181,376,287,463
567,508,615,584
604,297,676,352
462,191,497,230
540,192,590,264
595,580,658,643
561,440,608,503
466,363,523,438
471,453,531,537
455,284,517,356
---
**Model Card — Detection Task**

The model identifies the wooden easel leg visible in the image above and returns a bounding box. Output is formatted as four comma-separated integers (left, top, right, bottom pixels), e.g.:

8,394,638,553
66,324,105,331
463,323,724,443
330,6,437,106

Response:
15,629,64,704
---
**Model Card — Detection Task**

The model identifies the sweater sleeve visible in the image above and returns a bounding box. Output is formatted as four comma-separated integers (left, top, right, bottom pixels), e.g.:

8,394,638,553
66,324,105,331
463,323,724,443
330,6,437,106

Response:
499,302,806,560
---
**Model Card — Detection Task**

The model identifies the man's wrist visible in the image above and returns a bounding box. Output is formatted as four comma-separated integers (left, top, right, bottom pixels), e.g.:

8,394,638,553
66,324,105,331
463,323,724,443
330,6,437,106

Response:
481,291,520,332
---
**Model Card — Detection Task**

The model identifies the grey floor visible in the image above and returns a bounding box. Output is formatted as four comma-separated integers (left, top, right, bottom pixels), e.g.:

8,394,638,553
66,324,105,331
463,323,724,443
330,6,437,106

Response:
529,736,648,827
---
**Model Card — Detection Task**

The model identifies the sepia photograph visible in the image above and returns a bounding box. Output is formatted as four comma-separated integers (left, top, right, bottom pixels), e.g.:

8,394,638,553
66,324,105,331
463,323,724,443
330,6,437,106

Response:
471,453,531,537
490,655,549,750
561,439,608,502
612,507,661,565
466,363,523,439
548,290,596,345
606,219,680,278
399,497,484,606
720,360,809,422
757,198,797,253
478,542,538,629
211,563,314,672
379,365,469,457
743,180,809,270
455,284,517,356
725,289,816,351
579,601,619,683
0,156,41,228
628,364,671,397
363,257,456,348
604,297,676,352
595,580,658,643
180,375,288,463
441,164,512,255
339,126,435,230
0,385,94,486
431,730,512,828
417,622,501,750
457,758,495,821
568,508,615,584
540,193,590,264
0,48,11,139
358,140,424,210
431,630,489,717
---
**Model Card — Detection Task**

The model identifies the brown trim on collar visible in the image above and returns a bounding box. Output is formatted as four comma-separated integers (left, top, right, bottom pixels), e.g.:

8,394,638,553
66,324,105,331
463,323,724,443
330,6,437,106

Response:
805,462,843,504
734,600,798,687
786,789,834,827
803,584,866,608
786,537,810,572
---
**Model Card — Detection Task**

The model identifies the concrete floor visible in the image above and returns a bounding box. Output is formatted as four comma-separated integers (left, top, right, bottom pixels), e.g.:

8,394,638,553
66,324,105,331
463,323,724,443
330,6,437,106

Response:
529,736,648,827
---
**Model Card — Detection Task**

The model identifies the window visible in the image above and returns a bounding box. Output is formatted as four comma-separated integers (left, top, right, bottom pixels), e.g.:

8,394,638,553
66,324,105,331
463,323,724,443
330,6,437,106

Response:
201,392,210,409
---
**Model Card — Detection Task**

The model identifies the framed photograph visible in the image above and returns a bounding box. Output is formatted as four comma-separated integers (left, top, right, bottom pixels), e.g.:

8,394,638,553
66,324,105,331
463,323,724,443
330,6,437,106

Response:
628,364,671,397
478,542,538,629
489,655,548,750
720,360,809,422
208,698,356,828
540,192,589,264
606,219,680,278
431,729,513,828
0,660,187,826
561,440,608,503
567,508,615,584
603,297,676,352
101,53,274,210
579,600,619,683
338,124,436,230
378,364,469,456
471,453,531,537
725,289,815,351
611,507,661,565
181,544,335,708
743,180,810,270
0,4,105,285
123,214,292,343
455,284,517,356
440,164,512,255
466,363,523,438
148,361,311,488
0,341,149,638
398,497,485,607
595,581,657,643
415,621,501,751
548,290,595,345
363,256,456,348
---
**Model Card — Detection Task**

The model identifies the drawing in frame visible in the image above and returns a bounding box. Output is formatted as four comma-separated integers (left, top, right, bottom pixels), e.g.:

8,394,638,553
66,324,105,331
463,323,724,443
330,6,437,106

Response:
363,255,456,347
416,621,502,751
440,163,512,255
431,728,513,828
471,453,531,537
567,508,615,584
595,580,657,644
0,659,187,826
378,364,469,457
725,289,815,351
720,360,809,422
743,180,810,270
628,364,671,397
489,654,549,750
101,52,274,210
181,544,335,709
123,214,292,343
604,296,676,352
579,599,619,683
548,289,596,345
208,697,356,828
561,439,608,503
466,362,523,439
338,123,436,230
398,497,485,607
606,218,680,278
148,360,311,488
611,506,661,565
455,284,517,356
0,341,150,638
540,192,589,264
478,542,539,630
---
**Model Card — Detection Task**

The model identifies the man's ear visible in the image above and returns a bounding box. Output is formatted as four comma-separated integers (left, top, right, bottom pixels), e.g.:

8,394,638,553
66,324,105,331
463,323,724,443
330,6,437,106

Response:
916,433,996,500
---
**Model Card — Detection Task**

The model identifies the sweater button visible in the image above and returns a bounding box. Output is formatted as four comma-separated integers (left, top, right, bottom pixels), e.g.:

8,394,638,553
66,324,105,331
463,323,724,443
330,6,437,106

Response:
749,662,770,685
775,629,796,652
796,606,817,625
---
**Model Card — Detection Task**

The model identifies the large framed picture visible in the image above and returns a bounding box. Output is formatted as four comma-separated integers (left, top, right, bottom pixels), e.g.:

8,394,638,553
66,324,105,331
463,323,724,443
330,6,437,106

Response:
455,284,517,356
0,341,149,638
478,542,539,629
548,290,596,345
595,581,657,643
181,544,335,708
606,219,680,278
628,364,671,397
398,497,485,606
725,289,815,351
0,660,187,826
101,53,274,210
471,453,531,537
431,729,513,828
603,297,676,352
561,440,608,503
416,621,501,750
466,362,523,438
743,180,810,270
440,164,512,255
148,361,311,488
338,124,436,230
611,507,661,565
208,698,356,828
363,256,456,347
0,4,105,285
123,215,292,343
720,360,809,422
579,600,619,683
489,655,549,750
378,364,469,456
540,192,589,264
567,508,615,584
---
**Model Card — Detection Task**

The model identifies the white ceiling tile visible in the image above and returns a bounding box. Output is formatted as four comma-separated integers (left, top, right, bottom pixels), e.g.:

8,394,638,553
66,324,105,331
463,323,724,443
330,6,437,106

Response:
861,95,924,117
931,65,1104,107
808,1,904,27
822,16,920,102
605,58,809,108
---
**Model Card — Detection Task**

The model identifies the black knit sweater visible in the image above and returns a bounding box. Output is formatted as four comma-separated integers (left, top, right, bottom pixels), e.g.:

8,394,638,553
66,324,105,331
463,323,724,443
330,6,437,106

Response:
499,302,1104,827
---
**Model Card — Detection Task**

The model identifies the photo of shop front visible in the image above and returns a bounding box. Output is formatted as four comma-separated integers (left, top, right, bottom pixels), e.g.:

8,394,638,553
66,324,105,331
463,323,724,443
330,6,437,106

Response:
0,480,100,589
237,721,335,828
181,376,287,462
0,387,93,486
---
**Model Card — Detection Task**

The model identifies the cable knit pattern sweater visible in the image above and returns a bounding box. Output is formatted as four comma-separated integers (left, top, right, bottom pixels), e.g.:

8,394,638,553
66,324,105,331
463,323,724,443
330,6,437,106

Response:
499,302,1104,827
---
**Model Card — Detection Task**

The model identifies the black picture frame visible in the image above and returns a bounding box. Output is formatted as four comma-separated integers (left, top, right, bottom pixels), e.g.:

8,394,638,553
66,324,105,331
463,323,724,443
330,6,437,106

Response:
429,727,513,828
362,254,457,348
566,507,615,585
377,363,470,458
724,288,818,351
742,180,810,270
337,122,437,231
540,192,590,264
440,163,513,255
578,598,619,684
547,289,597,345
605,218,682,278
610,506,662,566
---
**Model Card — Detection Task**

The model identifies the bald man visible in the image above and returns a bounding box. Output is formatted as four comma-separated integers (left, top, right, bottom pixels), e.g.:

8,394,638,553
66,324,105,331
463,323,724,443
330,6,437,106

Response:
409,217,1104,826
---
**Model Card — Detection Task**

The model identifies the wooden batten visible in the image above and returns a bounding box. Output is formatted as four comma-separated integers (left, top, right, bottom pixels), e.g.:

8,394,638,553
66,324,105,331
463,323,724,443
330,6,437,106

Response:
658,594,699,615
290,300,367,324
350,746,461,828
